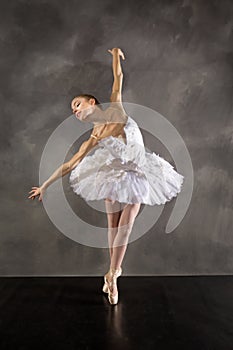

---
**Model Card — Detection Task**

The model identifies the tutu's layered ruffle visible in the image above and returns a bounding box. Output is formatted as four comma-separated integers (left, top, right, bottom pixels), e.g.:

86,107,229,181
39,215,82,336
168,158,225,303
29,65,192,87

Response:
69,127,184,205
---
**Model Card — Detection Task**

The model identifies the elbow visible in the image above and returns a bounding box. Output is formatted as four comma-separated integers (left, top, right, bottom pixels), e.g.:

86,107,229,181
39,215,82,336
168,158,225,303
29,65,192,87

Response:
116,72,123,77
64,162,72,174
113,72,123,80
66,160,80,173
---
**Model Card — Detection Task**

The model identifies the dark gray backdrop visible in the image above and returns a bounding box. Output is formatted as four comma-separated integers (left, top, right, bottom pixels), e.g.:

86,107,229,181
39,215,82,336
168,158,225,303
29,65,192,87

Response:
0,0,232,275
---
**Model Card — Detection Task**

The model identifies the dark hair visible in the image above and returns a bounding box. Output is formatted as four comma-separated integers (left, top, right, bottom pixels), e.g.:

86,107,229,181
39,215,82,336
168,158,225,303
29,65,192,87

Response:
77,94,103,110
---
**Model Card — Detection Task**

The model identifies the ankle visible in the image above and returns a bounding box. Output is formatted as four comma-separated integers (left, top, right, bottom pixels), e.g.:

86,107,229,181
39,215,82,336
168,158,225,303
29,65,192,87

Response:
110,265,121,271
109,267,120,275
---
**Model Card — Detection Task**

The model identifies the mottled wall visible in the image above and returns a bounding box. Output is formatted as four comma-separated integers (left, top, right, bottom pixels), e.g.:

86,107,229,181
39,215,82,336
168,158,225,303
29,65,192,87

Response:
0,0,232,275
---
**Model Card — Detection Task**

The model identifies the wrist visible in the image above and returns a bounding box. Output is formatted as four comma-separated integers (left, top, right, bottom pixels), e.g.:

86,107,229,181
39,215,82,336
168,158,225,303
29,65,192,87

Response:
41,182,49,190
112,49,120,56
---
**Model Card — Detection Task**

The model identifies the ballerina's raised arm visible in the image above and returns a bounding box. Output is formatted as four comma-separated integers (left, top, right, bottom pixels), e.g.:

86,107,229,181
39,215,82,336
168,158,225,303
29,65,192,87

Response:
108,47,125,103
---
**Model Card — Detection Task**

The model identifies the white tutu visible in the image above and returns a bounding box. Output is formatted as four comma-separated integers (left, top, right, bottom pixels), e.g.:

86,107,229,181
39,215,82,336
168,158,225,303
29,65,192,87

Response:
69,116,184,205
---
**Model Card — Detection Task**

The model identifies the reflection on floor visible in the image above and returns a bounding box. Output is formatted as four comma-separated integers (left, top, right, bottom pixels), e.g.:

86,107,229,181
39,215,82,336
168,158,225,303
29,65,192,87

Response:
0,276,233,349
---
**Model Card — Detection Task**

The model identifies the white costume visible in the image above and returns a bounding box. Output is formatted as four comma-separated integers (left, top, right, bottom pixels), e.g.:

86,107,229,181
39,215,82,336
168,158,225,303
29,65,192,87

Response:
69,115,184,205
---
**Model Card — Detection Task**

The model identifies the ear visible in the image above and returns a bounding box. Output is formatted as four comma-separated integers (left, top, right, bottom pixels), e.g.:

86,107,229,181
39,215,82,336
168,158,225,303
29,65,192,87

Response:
89,98,96,106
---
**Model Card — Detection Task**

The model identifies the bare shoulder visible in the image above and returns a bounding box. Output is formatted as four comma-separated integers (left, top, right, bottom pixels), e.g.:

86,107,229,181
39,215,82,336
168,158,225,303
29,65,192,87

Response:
105,103,128,123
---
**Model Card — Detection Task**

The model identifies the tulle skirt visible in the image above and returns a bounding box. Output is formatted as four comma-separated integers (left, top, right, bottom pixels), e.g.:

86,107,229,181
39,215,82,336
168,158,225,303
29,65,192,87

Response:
69,135,184,206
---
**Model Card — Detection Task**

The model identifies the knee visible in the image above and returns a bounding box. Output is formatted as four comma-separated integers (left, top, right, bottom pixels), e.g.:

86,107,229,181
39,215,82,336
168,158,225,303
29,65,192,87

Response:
108,226,118,235
118,222,133,239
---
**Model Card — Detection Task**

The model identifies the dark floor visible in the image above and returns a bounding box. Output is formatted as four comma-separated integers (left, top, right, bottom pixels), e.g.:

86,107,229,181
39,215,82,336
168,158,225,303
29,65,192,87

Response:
0,276,233,350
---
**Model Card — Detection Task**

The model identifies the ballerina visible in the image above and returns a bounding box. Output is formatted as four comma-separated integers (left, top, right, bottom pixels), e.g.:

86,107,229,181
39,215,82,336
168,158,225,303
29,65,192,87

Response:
28,47,184,305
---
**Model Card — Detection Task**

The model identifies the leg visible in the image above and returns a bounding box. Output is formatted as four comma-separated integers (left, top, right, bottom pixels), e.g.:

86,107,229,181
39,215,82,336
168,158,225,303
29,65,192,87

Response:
103,200,141,304
104,202,141,301
110,203,141,270
104,198,122,262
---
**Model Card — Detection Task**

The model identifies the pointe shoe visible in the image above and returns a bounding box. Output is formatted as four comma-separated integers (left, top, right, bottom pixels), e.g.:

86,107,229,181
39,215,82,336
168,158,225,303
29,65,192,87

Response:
103,267,122,305
102,266,122,293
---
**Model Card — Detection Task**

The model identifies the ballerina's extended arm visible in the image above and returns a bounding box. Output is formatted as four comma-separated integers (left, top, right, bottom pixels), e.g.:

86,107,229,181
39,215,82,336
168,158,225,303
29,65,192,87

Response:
28,132,99,201
28,121,126,201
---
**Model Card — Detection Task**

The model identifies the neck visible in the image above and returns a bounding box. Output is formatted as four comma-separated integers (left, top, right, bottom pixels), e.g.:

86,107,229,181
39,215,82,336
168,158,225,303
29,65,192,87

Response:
91,108,108,125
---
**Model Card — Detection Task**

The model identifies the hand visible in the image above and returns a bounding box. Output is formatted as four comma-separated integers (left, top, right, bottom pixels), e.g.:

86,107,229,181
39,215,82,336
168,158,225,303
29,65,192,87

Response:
28,186,46,202
107,48,125,60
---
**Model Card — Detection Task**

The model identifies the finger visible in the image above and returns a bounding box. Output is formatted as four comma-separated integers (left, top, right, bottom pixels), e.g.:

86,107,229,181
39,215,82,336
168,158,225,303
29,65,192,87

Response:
28,192,36,197
28,190,35,193
31,187,38,189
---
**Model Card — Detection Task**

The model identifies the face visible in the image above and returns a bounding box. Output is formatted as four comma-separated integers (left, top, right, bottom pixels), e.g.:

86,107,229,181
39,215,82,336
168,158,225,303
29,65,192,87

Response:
71,96,96,121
